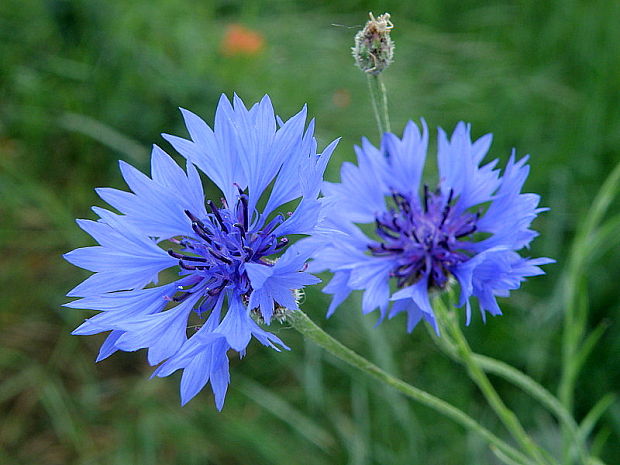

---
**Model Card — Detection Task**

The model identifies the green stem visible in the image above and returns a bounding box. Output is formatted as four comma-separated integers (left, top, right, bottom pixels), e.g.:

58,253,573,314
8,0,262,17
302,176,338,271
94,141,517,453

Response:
426,323,588,465
366,74,391,137
433,298,555,465
287,309,535,465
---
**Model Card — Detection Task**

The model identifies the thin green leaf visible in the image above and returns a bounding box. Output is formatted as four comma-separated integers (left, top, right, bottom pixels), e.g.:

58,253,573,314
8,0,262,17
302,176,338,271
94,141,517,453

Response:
236,376,334,452
58,112,148,163
572,321,610,379
578,394,616,443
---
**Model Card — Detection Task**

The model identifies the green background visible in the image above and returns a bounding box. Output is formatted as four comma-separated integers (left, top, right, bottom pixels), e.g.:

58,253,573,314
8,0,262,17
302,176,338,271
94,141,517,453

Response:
1,0,618,463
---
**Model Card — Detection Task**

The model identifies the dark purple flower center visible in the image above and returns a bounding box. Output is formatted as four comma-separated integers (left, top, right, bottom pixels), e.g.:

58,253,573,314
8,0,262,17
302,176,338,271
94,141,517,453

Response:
368,186,479,289
168,187,288,303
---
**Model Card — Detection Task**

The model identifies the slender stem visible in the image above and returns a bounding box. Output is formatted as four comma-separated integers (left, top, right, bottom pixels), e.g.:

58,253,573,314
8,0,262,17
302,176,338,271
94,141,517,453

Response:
366,75,384,136
426,323,588,465
366,74,391,137
287,309,535,465
433,298,555,465
378,75,390,133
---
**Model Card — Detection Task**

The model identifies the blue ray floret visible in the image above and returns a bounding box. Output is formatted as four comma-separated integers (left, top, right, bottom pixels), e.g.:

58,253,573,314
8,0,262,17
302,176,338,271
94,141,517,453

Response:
64,94,337,409
311,121,553,332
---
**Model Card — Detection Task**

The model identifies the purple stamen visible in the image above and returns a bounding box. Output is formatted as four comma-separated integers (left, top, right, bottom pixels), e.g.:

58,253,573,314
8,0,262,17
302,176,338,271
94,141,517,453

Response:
439,189,455,228
207,279,229,296
192,222,213,244
206,200,228,233
184,209,203,225
179,260,198,271
207,248,232,264
168,250,208,262
370,187,478,289
172,195,291,310
240,195,249,229
233,223,246,238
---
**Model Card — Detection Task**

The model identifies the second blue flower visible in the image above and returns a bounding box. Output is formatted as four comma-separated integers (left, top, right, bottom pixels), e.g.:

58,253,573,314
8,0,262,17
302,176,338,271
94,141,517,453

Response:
311,121,553,332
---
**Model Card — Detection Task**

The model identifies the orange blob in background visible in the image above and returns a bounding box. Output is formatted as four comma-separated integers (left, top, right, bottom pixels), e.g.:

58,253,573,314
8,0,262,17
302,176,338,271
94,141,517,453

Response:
332,88,351,108
220,24,265,57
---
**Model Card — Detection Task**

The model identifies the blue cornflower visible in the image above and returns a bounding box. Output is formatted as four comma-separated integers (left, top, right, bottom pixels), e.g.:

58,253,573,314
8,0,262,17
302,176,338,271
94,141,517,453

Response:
311,121,553,332
64,94,337,409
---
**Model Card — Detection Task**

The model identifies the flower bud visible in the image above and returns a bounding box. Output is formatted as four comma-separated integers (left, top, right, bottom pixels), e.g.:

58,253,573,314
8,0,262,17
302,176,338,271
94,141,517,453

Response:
352,12,395,75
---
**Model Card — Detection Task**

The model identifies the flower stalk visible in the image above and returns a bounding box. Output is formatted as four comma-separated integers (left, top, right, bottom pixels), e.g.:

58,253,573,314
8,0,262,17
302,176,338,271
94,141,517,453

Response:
287,308,535,465
432,296,556,465
367,73,391,136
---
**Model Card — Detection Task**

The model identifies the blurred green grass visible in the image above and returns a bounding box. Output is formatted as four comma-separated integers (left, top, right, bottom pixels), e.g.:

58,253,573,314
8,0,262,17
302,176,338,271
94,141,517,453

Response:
1,1,619,464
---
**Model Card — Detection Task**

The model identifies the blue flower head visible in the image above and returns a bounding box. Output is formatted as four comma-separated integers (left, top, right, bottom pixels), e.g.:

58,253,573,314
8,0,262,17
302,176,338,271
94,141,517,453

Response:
64,94,338,409
311,121,553,332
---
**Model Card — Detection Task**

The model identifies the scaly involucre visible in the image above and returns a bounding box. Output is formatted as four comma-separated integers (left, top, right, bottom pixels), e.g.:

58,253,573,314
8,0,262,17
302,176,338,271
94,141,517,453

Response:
64,94,338,409
311,121,553,332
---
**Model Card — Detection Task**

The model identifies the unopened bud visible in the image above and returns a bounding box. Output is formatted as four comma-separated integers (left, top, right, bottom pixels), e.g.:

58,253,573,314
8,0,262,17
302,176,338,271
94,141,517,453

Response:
352,12,394,75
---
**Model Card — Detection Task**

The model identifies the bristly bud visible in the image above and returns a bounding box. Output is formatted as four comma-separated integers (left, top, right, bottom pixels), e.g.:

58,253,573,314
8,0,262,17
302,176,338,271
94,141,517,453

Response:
352,12,395,75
